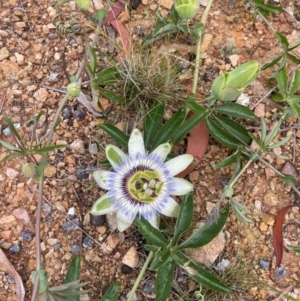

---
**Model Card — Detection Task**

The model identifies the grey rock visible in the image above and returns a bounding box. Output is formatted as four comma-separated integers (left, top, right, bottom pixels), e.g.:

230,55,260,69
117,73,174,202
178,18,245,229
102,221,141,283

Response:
143,282,155,295
83,236,94,249
259,259,270,270
42,203,52,216
71,244,81,254
53,243,61,251
90,214,106,226
9,244,20,253
20,230,34,242
62,107,72,119
62,218,79,232
74,108,86,120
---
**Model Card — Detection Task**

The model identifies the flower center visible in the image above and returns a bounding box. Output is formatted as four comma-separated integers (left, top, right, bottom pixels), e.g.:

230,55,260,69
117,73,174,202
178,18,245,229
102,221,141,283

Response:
127,170,164,203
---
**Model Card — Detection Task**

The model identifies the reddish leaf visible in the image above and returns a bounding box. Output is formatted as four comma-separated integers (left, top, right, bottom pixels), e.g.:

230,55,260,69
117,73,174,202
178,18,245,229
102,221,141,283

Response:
102,0,125,25
177,118,209,178
110,20,131,53
273,205,293,267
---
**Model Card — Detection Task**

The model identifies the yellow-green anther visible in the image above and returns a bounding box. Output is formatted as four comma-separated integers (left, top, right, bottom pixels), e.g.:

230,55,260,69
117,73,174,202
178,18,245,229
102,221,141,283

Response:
212,61,260,101
175,0,200,19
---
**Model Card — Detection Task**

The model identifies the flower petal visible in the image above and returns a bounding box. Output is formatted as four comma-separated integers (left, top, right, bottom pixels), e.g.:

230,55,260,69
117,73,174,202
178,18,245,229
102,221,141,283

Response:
93,170,112,190
106,145,127,168
167,178,193,195
157,196,180,217
116,210,135,232
128,129,145,159
150,143,171,163
90,194,115,215
164,154,193,176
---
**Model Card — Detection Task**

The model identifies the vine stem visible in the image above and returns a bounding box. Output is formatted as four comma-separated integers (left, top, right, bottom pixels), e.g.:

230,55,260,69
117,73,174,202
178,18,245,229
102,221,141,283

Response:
192,0,215,94
31,59,86,301
126,251,154,301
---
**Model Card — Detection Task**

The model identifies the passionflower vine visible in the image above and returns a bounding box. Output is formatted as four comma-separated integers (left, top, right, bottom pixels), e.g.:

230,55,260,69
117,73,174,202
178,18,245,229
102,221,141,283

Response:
90,129,194,231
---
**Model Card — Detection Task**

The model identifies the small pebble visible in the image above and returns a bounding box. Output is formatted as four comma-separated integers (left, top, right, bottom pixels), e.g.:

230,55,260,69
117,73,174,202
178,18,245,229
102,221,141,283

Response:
89,143,98,155
259,259,270,270
82,236,95,249
90,214,106,226
42,203,52,216
216,259,230,271
76,165,89,180
53,243,61,251
6,275,14,284
133,25,144,36
74,108,86,120
62,218,79,232
3,123,21,136
68,207,75,216
143,282,155,295
121,264,133,274
71,244,81,254
48,33,56,40
9,244,20,253
62,107,72,119
20,230,34,242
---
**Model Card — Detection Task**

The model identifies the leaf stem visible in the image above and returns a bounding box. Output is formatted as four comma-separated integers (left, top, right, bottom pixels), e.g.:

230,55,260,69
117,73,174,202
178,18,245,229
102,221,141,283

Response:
126,251,154,301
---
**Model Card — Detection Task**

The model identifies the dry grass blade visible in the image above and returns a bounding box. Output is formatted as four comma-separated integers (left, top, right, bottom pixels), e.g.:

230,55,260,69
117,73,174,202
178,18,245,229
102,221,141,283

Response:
0,248,25,300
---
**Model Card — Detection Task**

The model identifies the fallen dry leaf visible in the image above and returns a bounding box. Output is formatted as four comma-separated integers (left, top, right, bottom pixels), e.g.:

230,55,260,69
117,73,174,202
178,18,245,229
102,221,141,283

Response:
0,248,25,300
102,0,125,25
110,20,131,53
273,205,293,267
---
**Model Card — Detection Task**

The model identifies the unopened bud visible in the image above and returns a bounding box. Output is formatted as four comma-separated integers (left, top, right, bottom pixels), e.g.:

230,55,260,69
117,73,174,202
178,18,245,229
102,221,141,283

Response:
22,163,37,178
67,82,81,97
175,0,200,19
75,0,91,10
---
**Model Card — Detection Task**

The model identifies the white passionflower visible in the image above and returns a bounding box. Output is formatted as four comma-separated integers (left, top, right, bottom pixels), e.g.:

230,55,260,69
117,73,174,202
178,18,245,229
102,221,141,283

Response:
90,129,194,232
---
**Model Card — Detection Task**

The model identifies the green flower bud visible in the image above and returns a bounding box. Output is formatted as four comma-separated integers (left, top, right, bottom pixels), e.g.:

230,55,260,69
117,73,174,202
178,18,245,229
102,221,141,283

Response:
75,0,91,10
212,61,260,101
67,82,81,97
175,0,200,19
22,163,37,178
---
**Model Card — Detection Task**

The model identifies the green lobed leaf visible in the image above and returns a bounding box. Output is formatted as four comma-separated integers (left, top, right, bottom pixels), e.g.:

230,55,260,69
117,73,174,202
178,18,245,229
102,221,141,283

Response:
289,70,300,96
280,175,298,185
0,153,23,164
288,245,300,253
260,117,267,142
215,116,252,145
268,134,292,149
265,118,282,146
4,117,25,148
172,251,230,293
99,123,129,147
171,110,207,145
288,39,300,51
143,101,165,149
176,204,229,250
36,161,47,178
216,150,240,168
34,144,67,153
261,55,282,71
205,117,243,149
276,66,288,97
88,45,97,74
135,216,168,247
0,140,20,151
286,53,300,64
272,91,285,102
64,256,81,287
100,282,120,301
150,107,186,151
149,248,171,271
275,31,289,51
186,96,207,115
171,192,193,246
214,103,256,120
255,3,282,15
230,199,253,224
155,257,175,301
